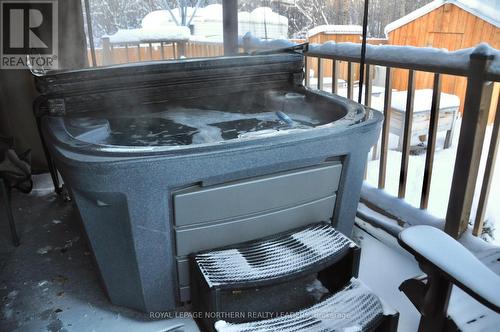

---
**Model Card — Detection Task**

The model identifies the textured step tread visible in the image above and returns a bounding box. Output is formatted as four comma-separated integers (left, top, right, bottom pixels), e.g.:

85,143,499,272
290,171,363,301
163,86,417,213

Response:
214,279,389,332
194,223,356,288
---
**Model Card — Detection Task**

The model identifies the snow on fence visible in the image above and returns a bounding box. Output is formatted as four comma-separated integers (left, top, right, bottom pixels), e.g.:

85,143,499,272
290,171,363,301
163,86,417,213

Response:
242,34,500,240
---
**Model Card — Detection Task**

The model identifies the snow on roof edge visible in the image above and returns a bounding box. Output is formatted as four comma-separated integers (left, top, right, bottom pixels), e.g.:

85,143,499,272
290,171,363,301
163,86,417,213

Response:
384,0,500,36
384,1,444,36
308,25,362,38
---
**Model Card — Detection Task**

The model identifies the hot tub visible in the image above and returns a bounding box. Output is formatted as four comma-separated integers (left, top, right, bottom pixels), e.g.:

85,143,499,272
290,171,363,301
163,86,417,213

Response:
35,53,382,312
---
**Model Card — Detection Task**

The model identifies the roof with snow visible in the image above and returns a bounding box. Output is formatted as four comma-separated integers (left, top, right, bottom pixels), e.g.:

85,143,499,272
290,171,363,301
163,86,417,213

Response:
308,25,363,38
384,0,500,35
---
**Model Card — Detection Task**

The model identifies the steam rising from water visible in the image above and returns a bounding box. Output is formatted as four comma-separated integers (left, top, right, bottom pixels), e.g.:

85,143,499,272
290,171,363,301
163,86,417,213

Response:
67,106,319,147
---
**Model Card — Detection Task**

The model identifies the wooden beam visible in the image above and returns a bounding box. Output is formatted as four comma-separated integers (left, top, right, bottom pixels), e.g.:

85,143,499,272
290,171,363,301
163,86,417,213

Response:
445,50,494,238
473,91,500,236
332,60,339,94
317,58,324,90
347,62,354,100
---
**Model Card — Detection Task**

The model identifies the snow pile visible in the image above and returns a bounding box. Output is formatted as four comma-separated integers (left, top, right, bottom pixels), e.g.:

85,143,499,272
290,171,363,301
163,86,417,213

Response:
106,26,190,44
308,25,362,37
247,7,289,39
141,10,175,28
136,6,288,42
389,89,460,113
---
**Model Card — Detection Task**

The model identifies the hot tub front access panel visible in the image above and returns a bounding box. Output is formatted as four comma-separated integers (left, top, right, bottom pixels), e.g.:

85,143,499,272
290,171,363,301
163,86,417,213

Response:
173,161,342,302
35,53,383,312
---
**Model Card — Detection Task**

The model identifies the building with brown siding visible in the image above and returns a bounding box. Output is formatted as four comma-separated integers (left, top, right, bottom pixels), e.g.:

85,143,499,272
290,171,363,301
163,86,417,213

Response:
384,0,499,116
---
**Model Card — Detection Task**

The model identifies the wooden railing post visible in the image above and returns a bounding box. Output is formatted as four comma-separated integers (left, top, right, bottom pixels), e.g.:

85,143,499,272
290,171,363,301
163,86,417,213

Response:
304,56,310,87
331,60,339,94
317,58,324,90
347,62,354,100
178,42,187,58
445,45,494,238
101,37,113,65
473,92,500,236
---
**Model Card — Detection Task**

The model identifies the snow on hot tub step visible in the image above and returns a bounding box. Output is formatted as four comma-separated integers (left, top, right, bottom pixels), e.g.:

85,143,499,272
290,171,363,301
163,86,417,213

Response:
214,279,398,332
192,222,358,289
191,223,368,331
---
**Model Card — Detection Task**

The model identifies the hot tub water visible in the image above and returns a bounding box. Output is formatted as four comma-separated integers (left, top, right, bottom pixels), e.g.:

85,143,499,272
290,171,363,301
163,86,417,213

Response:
65,92,322,147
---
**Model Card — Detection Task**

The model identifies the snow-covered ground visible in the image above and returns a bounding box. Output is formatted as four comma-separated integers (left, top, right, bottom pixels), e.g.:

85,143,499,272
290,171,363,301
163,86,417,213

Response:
309,82,499,244
362,106,500,245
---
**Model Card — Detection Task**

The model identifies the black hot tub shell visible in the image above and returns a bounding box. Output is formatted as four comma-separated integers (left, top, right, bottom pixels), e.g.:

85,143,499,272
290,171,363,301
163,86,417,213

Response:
34,53,383,312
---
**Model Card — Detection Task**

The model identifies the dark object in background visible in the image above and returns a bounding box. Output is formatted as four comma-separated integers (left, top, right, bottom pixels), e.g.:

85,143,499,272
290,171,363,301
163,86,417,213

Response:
0,137,32,246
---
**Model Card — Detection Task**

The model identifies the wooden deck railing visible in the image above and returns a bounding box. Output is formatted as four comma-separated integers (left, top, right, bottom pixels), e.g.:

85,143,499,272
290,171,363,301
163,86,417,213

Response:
91,38,224,66
243,35,500,239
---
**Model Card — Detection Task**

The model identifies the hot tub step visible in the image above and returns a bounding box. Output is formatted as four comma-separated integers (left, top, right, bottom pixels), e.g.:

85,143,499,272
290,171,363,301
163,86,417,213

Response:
213,279,399,332
190,223,361,330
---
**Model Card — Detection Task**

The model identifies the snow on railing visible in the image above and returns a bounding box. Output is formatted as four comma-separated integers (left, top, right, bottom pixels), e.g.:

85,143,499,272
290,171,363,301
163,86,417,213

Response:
242,33,500,80
243,33,500,240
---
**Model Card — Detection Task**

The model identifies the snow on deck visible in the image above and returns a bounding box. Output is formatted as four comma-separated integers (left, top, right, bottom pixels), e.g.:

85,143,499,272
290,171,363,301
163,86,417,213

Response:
364,115,500,245
315,83,499,245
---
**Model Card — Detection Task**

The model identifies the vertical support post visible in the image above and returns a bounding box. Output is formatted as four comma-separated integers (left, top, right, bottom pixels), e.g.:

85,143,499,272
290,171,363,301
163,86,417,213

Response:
148,42,153,60
445,47,494,238
398,69,416,199
110,45,115,63
317,58,324,90
332,60,338,94
83,0,96,67
364,64,373,177
304,56,310,87
347,62,354,100
420,74,442,209
178,42,187,57
378,67,392,189
160,42,165,59
101,37,112,66
473,92,499,236
364,64,372,107
222,0,238,55
125,43,129,62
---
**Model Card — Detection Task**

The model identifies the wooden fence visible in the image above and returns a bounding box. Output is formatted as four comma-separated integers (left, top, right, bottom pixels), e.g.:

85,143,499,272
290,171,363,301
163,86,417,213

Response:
88,41,224,67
